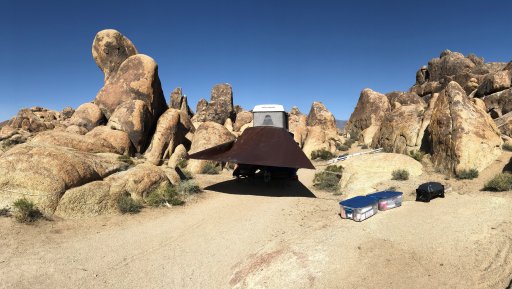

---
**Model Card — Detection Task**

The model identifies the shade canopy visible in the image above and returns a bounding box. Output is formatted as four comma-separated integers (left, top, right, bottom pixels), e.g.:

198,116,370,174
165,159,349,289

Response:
187,126,315,169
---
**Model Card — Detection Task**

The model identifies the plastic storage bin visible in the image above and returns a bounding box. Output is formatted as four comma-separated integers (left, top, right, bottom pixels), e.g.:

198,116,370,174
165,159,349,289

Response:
366,191,403,211
339,196,378,222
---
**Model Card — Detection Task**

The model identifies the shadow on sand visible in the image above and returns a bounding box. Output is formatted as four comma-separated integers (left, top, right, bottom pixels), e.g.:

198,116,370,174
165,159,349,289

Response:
204,178,317,198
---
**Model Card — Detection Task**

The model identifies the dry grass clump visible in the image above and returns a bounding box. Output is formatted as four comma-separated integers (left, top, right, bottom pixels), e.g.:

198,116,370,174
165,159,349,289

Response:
12,198,42,223
145,184,185,207
409,150,424,162
117,154,134,166
484,173,512,191
456,168,479,180
392,169,409,181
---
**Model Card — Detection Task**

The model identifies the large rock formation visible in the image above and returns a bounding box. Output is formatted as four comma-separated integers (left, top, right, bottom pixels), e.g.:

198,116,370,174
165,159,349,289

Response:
92,29,138,82
191,83,234,125
233,110,253,132
483,88,512,118
187,122,235,173
428,50,476,82
6,107,63,133
428,82,502,174
344,89,391,144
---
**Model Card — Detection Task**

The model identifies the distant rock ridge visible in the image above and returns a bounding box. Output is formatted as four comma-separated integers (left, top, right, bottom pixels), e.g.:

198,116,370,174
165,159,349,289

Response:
345,49,510,175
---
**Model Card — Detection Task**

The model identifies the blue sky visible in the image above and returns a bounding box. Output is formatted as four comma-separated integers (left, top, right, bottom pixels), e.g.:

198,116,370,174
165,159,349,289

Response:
1,0,511,121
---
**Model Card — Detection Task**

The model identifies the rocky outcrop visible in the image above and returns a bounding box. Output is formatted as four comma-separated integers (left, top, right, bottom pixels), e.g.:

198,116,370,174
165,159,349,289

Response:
191,84,234,124
386,91,425,108
288,107,308,148
92,29,138,82
187,122,235,173
306,102,337,130
344,89,391,144
85,126,133,155
144,109,194,165
55,163,170,218
168,144,187,168
67,103,106,131
0,143,127,213
169,87,193,117
6,107,63,133
428,82,502,174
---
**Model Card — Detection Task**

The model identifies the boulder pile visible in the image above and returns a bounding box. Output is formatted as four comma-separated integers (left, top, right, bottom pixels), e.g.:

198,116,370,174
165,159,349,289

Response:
345,50,510,175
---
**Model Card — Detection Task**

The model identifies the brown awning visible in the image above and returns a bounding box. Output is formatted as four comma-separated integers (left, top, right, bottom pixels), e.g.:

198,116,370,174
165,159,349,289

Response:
188,126,315,169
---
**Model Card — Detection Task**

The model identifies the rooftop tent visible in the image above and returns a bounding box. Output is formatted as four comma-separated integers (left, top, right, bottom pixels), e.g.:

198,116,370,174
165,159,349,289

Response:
187,126,315,169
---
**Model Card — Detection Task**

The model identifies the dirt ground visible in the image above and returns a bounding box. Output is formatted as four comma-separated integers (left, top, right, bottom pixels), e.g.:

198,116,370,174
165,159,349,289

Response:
1,155,512,289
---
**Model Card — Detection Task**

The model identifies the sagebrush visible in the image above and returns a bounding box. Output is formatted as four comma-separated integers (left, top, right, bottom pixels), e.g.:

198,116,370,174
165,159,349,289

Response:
117,155,134,166
484,173,512,191
313,171,341,193
177,180,202,195
311,149,335,160
456,168,479,180
409,150,424,162
12,198,42,223
392,169,409,181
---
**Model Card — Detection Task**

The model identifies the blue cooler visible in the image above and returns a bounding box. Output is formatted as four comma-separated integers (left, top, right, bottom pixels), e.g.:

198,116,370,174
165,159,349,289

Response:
339,196,378,222
366,191,403,211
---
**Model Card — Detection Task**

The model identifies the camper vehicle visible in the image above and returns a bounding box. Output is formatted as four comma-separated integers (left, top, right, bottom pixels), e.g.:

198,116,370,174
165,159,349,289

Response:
188,104,314,182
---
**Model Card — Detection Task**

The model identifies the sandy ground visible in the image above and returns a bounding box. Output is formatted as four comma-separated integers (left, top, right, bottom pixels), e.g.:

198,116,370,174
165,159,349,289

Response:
1,156,512,289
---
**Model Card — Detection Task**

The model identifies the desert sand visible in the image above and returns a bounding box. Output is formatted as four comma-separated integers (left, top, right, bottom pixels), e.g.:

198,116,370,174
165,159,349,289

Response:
1,157,512,289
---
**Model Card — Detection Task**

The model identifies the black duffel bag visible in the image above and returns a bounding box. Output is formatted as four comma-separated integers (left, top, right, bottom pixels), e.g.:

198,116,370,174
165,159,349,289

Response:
416,182,445,202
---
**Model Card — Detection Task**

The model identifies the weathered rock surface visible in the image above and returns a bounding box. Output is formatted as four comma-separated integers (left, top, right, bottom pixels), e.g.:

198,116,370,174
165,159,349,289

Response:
483,88,512,118
68,102,106,131
107,100,152,153
61,107,75,119
144,109,194,165
191,84,234,124
371,104,424,154
428,51,476,82
306,102,337,130
55,163,170,218
31,130,124,154
344,89,391,144
86,126,133,155
428,82,502,174
475,70,511,97
187,122,235,173
94,54,167,120
233,110,252,132
92,29,138,82
339,153,423,196
288,107,308,148
386,91,425,108
0,143,127,213
168,144,187,168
